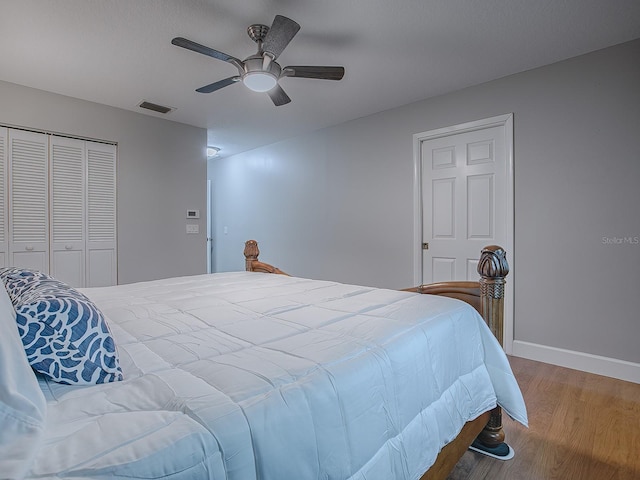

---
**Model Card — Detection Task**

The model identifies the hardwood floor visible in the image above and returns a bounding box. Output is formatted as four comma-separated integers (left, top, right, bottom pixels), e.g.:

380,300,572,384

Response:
448,356,640,480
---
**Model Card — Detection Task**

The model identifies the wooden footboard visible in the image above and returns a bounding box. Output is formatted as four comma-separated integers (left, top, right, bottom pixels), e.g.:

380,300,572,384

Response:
411,245,511,477
404,245,508,346
243,240,510,480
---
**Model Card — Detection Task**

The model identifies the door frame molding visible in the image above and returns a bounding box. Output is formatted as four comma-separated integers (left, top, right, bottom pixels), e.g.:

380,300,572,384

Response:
412,113,514,352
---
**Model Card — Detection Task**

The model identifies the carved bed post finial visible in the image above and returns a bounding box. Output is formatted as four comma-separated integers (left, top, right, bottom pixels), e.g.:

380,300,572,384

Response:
477,245,509,346
243,240,290,276
473,245,513,458
244,240,260,271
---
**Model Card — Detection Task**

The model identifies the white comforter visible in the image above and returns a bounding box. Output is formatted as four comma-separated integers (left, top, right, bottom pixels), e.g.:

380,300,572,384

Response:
28,272,527,480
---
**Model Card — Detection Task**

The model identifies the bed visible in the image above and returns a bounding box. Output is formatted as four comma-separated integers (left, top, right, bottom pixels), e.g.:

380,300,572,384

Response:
0,240,527,480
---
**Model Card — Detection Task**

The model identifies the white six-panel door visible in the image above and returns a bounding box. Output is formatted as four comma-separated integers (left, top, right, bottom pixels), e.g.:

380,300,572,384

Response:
421,124,507,283
413,114,514,351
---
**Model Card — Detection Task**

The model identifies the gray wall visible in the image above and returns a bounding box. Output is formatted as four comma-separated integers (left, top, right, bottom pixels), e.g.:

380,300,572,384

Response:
0,81,208,284
210,39,640,368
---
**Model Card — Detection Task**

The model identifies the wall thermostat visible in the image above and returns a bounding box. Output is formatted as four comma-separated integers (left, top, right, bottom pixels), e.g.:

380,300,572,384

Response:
186,209,200,219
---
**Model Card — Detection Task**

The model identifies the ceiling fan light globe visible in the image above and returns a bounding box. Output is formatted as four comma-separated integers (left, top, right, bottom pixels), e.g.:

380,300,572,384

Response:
243,72,278,92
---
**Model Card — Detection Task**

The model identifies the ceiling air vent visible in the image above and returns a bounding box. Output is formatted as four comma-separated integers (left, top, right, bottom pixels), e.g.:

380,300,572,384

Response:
138,101,174,114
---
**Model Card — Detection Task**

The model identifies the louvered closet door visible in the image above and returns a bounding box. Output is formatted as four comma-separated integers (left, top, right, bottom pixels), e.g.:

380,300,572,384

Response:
86,141,117,287
8,130,49,271
0,128,7,267
50,136,85,286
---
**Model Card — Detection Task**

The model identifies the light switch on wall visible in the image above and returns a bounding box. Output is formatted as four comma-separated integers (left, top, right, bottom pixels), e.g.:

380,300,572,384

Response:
186,224,199,234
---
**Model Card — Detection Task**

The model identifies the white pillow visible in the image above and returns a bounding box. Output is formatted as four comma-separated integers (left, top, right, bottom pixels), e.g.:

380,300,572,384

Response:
0,280,47,479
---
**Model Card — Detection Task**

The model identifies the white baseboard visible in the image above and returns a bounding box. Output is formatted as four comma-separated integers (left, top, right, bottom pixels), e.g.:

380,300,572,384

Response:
511,340,640,384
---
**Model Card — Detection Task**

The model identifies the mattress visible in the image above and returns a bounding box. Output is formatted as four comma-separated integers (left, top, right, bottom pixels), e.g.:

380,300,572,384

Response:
26,272,527,479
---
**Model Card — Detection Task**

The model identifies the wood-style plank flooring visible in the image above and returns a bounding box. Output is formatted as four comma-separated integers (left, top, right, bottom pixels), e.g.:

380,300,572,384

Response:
448,356,640,480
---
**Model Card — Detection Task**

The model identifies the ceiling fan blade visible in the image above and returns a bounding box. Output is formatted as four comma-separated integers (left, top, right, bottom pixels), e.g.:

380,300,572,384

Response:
172,37,242,67
267,84,291,106
281,66,345,80
262,15,300,60
196,76,241,93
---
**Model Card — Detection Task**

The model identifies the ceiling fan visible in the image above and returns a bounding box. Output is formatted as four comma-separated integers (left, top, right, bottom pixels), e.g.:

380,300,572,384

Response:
172,15,345,106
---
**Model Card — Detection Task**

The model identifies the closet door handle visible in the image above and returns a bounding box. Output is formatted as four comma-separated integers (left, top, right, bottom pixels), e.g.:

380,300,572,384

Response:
65,245,73,250
25,245,34,251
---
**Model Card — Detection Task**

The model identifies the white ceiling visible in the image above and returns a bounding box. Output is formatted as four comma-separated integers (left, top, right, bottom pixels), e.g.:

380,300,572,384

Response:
2,0,639,158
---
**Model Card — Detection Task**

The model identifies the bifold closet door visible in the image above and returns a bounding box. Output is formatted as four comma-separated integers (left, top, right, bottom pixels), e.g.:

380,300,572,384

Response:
0,127,7,267
8,129,49,272
3,128,116,286
50,136,86,287
86,141,117,287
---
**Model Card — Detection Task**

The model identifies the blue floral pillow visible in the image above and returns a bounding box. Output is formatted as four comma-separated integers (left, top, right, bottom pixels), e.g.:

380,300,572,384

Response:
1,268,123,385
